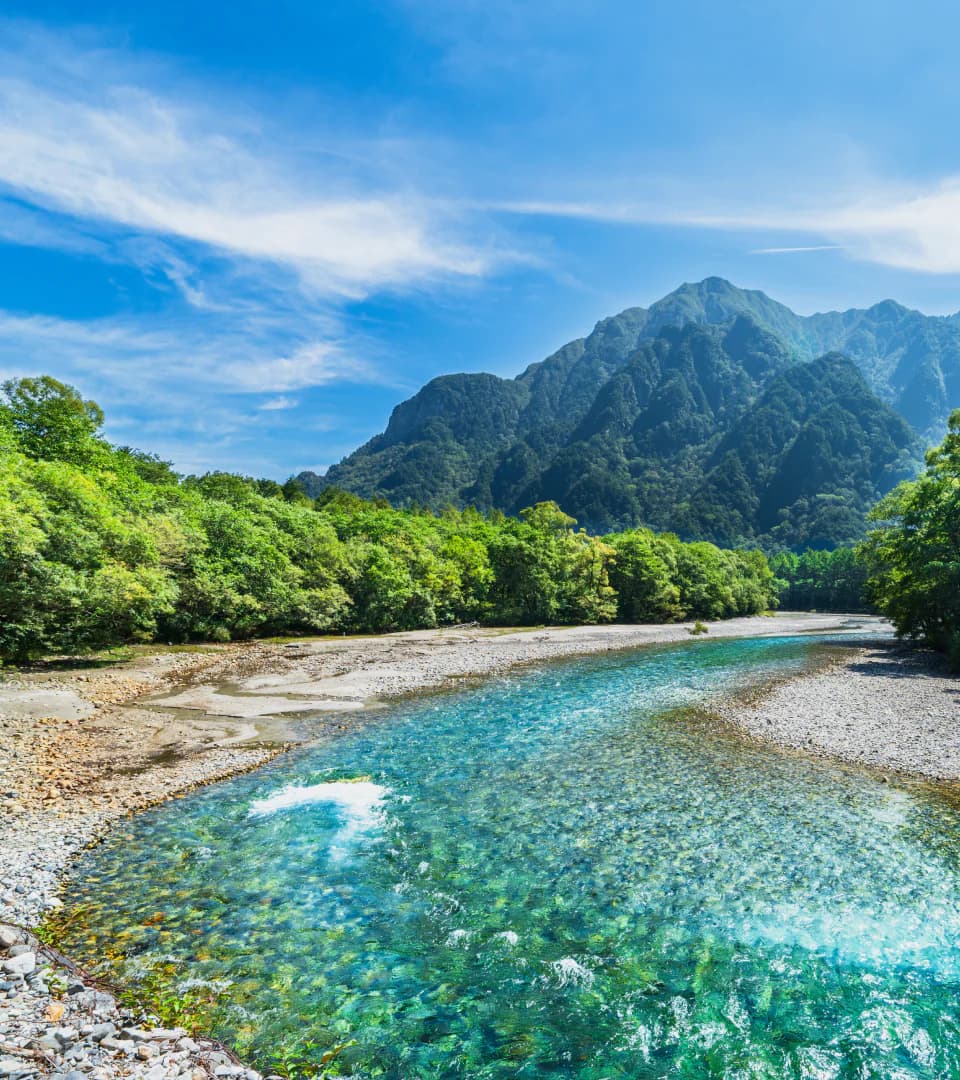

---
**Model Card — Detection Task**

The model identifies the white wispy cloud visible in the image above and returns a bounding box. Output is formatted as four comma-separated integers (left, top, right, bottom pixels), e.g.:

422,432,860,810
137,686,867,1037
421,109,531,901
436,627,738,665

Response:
493,180,960,275
0,306,380,473
0,308,371,397
0,36,497,297
258,395,299,411
750,245,843,255
0,22,509,474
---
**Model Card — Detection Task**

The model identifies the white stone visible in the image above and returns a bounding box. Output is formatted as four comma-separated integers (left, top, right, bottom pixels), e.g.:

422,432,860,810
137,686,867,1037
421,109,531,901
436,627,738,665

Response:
99,1037,135,1053
2,952,35,976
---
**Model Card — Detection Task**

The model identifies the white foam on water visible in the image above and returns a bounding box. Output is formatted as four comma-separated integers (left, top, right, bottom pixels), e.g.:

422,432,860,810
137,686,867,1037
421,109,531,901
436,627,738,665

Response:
495,930,519,947
248,780,390,860
551,957,594,988
689,1020,727,1051
176,976,234,993
867,788,912,827
792,1045,843,1080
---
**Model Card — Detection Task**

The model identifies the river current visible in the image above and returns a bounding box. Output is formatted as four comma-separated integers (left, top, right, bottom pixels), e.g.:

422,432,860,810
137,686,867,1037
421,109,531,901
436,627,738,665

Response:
58,633,960,1078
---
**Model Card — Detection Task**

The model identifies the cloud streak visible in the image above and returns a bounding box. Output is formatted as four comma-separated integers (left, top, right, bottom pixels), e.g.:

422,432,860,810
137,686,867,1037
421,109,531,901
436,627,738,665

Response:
0,35,498,298
750,245,843,255
0,306,385,474
0,308,376,395
493,179,960,275
0,24,501,474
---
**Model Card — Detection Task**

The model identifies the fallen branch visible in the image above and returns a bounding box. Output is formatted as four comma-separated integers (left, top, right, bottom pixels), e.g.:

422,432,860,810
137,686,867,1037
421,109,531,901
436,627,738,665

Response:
0,1042,55,1061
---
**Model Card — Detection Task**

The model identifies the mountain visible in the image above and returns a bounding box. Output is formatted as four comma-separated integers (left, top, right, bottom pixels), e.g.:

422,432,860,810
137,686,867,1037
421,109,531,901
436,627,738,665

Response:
300,278,940,545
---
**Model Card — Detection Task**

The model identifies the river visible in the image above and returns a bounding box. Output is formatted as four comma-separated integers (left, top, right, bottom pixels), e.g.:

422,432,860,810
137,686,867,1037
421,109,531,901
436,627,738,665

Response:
56,632,960,1078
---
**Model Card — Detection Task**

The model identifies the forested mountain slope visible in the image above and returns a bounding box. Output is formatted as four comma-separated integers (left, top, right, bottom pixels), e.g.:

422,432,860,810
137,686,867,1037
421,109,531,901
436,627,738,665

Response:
302,278,944,544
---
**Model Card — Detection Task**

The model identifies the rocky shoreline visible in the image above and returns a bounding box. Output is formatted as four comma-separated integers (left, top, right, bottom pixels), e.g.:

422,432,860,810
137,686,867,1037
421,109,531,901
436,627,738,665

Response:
0,612,901,1077
0,647,287,1080
0,921,259,1080
717,638,960,779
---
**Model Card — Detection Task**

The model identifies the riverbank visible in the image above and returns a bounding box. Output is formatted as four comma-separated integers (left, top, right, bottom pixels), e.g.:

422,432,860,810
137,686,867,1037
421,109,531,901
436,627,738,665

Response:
0,647,283,1080
0,611,890,1079
718,638,960,779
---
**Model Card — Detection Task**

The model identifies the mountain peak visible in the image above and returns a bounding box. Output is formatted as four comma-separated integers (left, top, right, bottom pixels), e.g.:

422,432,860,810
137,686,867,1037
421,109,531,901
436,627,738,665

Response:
687,275,740,293
321,278,945,544
664,276,764,301
865,298,912,319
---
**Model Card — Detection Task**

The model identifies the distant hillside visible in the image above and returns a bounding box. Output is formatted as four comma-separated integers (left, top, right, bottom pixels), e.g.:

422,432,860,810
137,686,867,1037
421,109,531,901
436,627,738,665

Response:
299,278,941,545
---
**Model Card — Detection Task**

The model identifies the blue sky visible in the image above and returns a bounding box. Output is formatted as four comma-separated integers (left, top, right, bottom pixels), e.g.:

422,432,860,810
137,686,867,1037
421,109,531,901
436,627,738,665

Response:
2,1,960,477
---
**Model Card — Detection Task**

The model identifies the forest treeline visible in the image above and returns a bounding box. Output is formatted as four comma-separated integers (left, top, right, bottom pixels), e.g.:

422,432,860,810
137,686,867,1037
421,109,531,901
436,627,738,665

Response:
860,410,960,667
769,548,870,614
5,374,957,669
0,377,791,664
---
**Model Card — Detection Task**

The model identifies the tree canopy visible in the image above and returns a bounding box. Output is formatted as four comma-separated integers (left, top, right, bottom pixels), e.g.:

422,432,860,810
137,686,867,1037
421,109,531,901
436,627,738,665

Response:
0,377,781,664
770,548,869,613
860,409,960,665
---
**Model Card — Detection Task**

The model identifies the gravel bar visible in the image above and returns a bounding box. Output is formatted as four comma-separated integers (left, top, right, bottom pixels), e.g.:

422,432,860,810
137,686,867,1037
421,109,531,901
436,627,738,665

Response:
718,639,960,779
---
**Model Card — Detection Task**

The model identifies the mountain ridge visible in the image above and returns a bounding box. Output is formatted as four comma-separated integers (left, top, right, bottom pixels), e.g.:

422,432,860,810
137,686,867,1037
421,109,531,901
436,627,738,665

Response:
301,278,946,546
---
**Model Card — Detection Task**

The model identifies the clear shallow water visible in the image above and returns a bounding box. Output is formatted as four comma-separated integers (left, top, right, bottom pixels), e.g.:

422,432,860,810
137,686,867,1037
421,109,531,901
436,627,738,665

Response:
57,634,960,1079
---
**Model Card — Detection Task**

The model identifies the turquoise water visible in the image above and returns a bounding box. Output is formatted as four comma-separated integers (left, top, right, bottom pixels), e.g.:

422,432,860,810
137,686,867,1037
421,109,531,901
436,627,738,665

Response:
59,634,960,1078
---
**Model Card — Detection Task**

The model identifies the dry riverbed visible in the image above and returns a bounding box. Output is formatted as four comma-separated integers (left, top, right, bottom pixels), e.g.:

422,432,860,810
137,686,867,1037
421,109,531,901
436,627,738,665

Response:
0,611,942,1079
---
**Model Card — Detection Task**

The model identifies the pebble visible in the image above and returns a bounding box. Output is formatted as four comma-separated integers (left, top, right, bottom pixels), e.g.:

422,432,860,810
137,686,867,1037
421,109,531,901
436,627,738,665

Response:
0,928,263,1080
721,641,960,777
0,651,275,1080
2,951,35,976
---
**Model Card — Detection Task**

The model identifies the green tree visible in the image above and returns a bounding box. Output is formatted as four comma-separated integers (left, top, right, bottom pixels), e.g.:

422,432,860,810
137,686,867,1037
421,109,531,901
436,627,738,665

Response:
0,378,782,663
861,410,960,663
0,454,177,662
771,547,868,612
607,529,682,622
2,376,106,465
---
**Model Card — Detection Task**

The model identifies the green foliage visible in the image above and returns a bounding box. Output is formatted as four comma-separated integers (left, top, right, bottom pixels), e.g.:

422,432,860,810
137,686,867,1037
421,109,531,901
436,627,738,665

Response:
0,455,178,663
606,530,777,622
2,375,105,465
860,410,960,662
0,377,782,663
605,529,682,621
770,547,870,613
486,503,618,625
